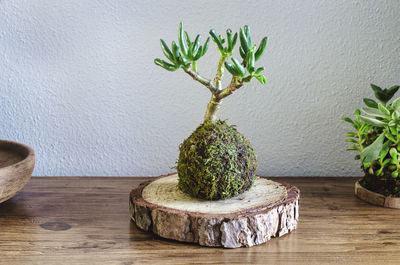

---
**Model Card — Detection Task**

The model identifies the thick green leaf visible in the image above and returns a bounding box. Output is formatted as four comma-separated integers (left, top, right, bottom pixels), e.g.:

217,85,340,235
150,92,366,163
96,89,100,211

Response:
255,37,268,61
178,22,188,56
239,46,246,59
226,29,233,51
154,59,178,71
209,29,224,51
255,75,266,84
347,146,360,151
190,35,201,58
390,147,398,160
361,107,388,118
244,25,252,48
361,134,385,162
378,103,390,116
160,39,175,63
239,28,250,53
378,141,390,160
359,115,386,127
231,58,246,77
385,131,396,142
231,33,238,51
345,132,357,137
201,37,210,56
342,117,354,124
345,138,359,143
363,98,378,108
224,61,240,76
391,97,400,111
255,67,264,75
246,50,255,73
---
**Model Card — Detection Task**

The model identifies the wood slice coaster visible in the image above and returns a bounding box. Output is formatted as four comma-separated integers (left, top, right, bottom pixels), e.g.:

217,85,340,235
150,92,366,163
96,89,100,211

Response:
355,180,400,209
129,173,300,248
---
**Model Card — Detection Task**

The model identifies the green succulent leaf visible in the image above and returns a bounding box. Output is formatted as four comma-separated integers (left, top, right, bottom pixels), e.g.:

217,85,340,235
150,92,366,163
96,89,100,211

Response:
392,110,400,120
361,134,385,162
347,146,360,151
231,33,238,51
184,31,191,46
226,29,233,51
359,115,387,127
190,35,201,58
378,141,390,160
231,58,246,77
345,138,359,143
378,103,390,116
385,131,396,142
255,37,268,61
371,84,400,104
246,50,255,73
239,46,246,59
361,107,388,119
224,61,240,76
201,37,210,56
363,98,378,108
244,25,252,48
255,75,266,84
254,67,264,75
179,22,188,56
342,117,355,125
209,29,224,51
171,41,180,60
345,132,357,137
239,28,250,53
154,58,179,71
390,147,398,160
160,39,175,63
391,97,400,111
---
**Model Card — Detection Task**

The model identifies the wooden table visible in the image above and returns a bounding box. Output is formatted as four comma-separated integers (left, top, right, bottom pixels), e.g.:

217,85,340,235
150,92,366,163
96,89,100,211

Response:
1,176,399,264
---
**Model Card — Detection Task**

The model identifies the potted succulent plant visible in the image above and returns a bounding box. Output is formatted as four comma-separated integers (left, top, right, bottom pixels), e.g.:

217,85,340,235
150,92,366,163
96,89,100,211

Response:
129,22,299,248
154,22,268,200
343,83,400,208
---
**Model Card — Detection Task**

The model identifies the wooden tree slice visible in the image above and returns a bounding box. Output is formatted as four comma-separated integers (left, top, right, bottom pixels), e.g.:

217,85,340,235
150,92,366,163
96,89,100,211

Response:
355,180,400,209
129,173,300,248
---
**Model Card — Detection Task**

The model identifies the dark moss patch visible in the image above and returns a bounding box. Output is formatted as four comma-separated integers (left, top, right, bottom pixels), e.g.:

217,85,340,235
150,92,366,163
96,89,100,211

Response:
177,120,257,200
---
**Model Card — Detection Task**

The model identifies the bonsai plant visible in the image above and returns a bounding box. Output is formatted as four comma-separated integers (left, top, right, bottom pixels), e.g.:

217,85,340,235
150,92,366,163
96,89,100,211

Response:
343,83,400,204
154,22,268,200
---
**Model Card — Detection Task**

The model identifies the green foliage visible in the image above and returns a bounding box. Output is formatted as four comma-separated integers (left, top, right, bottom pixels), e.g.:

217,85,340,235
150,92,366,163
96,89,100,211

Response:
225,25,267,84
343,83,400,180
177,120,257,200
154,22,268,85
370,84,400,104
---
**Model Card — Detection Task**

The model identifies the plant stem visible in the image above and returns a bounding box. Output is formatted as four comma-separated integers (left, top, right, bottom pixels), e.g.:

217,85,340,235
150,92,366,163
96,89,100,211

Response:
204,95,221,121
192,61,197,72
213,55,227,89
184,69,217,93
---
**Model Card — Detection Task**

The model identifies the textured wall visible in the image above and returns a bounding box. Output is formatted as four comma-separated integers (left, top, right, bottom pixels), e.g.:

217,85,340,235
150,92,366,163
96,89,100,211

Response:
0,0,399,176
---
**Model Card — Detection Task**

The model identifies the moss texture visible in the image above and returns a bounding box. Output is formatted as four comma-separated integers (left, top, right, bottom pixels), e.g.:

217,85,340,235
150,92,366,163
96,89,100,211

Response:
177,120,257,200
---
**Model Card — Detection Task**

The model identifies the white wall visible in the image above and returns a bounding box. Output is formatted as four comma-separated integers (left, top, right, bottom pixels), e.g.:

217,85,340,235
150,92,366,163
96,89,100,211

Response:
0,0,399,176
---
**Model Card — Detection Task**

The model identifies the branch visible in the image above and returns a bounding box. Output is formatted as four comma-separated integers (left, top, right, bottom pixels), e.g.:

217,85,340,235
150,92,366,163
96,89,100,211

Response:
216,76,243,99
184,69,217,93
213,55,228,90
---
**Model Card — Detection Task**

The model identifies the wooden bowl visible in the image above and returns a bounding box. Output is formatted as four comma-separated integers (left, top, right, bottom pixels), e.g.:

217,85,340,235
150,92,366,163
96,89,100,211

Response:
0,140,35,203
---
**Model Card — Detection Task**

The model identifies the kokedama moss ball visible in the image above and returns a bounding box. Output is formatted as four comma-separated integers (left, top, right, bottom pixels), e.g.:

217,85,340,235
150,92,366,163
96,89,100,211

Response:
177,120,258,200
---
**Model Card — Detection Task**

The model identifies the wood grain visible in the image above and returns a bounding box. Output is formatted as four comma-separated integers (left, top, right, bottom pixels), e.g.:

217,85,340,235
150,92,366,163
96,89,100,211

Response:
0,140,35,203
130,174,299,248
1,176,400,264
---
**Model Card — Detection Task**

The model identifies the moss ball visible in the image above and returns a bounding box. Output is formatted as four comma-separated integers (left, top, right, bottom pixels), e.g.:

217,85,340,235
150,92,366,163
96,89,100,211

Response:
177,120,258,200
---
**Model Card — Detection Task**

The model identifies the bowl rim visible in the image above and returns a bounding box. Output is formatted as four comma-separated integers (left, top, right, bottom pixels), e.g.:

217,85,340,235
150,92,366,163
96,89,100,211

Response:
0,139,35,171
